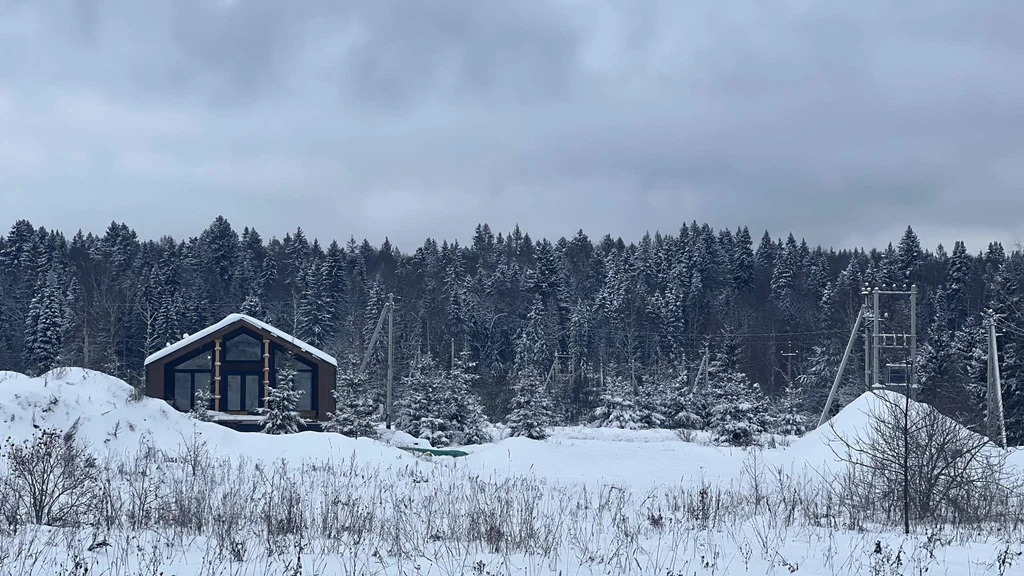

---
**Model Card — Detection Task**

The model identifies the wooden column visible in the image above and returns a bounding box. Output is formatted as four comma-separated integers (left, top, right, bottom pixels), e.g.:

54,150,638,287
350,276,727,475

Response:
263,338,271,408
214,338,222,411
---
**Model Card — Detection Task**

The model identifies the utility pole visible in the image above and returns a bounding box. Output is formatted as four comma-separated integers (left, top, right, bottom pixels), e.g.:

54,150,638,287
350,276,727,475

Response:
909,285,917,401
986,315,1007,448
689,348,711,394
819,305,867,426
386,293,394,430
359,294,396,429
861,284,871,391
873,287,880,387
781,341,798,388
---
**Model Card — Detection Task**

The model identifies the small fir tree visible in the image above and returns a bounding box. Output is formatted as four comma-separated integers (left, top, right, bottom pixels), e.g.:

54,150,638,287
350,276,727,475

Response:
240,291,266,321
396,354,452,447
190,384,213,422
774,381,808,436
707,361,767,446
395,352,491,447
325,366,378,439
446,352,491,445
262,366,303,434
590,371,644,429
659,362,705,430
506,367,554,440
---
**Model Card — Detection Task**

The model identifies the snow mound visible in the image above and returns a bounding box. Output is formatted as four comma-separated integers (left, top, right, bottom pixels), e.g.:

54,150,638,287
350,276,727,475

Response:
378,428,432,449
0,368,416,466
768,389,1007,476
768,389,883,474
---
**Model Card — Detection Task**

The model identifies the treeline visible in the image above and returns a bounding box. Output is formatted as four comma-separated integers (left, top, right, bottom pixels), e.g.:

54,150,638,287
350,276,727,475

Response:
1,218,1022,442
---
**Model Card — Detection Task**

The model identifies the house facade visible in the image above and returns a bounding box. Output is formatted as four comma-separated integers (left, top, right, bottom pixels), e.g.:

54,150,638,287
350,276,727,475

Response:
144,314,337,421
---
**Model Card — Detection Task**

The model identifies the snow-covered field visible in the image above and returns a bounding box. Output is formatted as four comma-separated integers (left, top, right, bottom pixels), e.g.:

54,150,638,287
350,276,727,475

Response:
1,369,1023,575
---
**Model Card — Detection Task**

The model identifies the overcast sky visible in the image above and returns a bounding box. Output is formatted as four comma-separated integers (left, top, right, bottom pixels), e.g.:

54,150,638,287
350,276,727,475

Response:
2,1,1023,253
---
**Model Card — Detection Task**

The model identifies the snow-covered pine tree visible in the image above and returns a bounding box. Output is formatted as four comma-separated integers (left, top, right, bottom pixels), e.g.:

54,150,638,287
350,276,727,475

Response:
297,258,331,349
240,290,266,321
707,358,767,446
590,369,644,429
773,381,807,436
191,384,213,422
394,352,491,447
323,240,350,349
566,299,593,421
950,315,989,430
445,352,491,445
731,226,755,296
325,364,378,439
918,289,960,414
262,366,303,434
515,295,551,375
946,241,972,327
896,225,922,284
636,365,671,429
506,367,554,440
755,230,776,272
396,354,456,447
23,266,71,376
656,359,706,430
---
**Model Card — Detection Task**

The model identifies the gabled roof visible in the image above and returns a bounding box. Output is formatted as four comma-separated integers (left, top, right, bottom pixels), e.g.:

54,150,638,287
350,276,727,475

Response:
144,314,338,367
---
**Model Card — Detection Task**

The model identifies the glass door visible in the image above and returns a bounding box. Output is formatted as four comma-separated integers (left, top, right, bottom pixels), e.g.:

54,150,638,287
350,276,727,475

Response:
224,372,263,412
244,375,261,411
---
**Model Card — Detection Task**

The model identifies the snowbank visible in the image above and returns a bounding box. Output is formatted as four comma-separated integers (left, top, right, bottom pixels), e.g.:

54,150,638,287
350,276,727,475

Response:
763,389,883,476
5,369,1020,491
0,368,415,466
0,369,754,489
767,389,1024,477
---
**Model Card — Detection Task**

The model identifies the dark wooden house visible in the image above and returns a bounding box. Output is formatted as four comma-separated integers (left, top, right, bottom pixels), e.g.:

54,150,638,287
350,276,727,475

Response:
144,314,337,421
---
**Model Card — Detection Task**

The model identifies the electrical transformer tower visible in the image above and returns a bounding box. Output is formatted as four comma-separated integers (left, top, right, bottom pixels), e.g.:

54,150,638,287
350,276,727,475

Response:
819,284,917,427
870,284,917,397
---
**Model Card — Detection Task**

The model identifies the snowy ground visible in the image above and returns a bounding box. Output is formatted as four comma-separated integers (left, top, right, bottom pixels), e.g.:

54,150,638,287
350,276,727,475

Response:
1,369,1023,575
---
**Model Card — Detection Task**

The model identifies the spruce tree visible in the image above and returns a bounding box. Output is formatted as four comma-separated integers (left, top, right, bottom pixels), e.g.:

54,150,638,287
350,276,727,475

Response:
732,226,755,294
23,266,71,375
918,289,959,414
515,295,551,375
262,366,303,434
240,291,266,321
773,381,808,436
297,259,331,348
755,230,776,271
326,365,378,439
396,354,455,447
590,370,644,429
395,353,490,446
896,225,922,283
191,385,213,421
658,360,705,430
506,367,554,440
446,352,491,445
707,357,767,446
946,241,972,326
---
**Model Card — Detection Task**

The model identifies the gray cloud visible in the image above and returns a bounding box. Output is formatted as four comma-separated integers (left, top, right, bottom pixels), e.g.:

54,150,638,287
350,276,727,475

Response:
2,0,1023,253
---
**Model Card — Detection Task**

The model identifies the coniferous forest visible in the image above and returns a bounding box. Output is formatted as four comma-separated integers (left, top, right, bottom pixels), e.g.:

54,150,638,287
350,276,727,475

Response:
2,217,1023,445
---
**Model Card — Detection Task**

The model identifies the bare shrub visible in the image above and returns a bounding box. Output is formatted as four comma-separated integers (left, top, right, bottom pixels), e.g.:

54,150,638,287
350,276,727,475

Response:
1,424,99,527
830,391,1017,532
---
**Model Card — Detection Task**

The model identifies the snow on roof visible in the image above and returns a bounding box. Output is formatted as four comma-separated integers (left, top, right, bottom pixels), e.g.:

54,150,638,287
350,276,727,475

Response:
144,313,338,366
